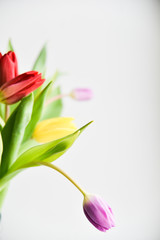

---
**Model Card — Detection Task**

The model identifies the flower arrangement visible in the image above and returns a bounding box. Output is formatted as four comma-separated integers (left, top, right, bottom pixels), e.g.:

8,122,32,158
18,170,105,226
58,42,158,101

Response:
0,40,115,233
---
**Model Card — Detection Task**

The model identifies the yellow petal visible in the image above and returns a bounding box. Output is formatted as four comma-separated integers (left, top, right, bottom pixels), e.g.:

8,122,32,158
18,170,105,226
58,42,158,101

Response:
33,117,77,143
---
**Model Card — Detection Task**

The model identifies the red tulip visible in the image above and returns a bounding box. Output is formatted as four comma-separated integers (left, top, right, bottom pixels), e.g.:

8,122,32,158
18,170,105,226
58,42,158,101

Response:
0,51,45,104
0,51,18,85
0,71,45,104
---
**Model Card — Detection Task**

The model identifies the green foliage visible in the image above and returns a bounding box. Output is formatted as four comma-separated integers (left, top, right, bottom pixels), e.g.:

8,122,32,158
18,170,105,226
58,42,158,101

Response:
41,86,63,120
42,70,64,89
32,44,47,76
9,102,19,114
23,81,52,142
32,44,47,97
19,139,38,155
0,121,92,191
0,117,4,162
0,132,2,163
0,104,5,121
0,116,5,131
0,94,33,178
0,41,93,213
12,132,80,171
7,39,14,52
0,187,9,211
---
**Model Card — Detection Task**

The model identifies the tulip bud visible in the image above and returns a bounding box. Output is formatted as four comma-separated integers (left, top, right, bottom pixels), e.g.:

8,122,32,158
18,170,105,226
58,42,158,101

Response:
70,88,93,101
33,117,77,143
0,71,45,104
83,194,115,232
0,51,18,86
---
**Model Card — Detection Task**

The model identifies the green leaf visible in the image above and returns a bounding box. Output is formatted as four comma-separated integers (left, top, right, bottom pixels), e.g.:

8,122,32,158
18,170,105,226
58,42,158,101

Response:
0,117,5,132
23,81,52,142
0,186,9,210
0,104,5,121
32,44,47,75
19,139,39,156
0,94,33,178
11,131,80,171
0,132,3,164
32,44,47,97
10,102,19,114
0,117,4,163
11,121,92,171
0,171,20,192
42,70,64,89
41,86,63,120
7,39,14,52
0,121,92,191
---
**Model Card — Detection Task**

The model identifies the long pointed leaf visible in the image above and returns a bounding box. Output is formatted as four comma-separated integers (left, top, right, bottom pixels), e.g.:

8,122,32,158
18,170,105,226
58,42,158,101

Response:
32,44,47,75
0,121,92,191
23,82,52,142
0,104,5,121
11,131,80,171
0,132,2,163
41,86,63,120
0,94,33,177
11,121,92,171
7,39,14,52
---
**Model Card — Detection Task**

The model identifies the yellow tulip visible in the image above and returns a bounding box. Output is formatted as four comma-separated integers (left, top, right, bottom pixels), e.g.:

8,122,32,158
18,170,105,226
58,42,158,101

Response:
33,117,77,143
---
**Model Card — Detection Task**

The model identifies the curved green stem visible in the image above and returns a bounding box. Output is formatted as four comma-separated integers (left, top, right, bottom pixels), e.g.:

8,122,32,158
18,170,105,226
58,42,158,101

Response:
36,162,86,196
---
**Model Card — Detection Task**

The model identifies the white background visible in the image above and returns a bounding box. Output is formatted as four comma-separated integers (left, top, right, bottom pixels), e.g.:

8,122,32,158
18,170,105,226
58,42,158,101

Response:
0,0,160,239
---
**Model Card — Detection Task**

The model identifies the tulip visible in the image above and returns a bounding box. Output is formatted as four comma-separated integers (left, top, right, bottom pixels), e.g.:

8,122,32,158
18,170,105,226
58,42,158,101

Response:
33,117,77,143
0,71,45,104
0,51,18,85
0,51,45,105
70,88,93,101
83,194,115,232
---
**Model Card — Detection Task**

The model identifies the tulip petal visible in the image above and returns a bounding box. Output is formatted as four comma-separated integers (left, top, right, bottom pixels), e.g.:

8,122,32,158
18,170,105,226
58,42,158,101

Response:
83,195,115,232
0,71,39,91
0,51,18,86
33,117,77,143
71,88,93,101
0,71,45,104
84,209,107,232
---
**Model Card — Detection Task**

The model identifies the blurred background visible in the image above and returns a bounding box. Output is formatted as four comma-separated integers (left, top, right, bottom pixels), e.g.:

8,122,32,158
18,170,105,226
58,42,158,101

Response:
0,0,160,239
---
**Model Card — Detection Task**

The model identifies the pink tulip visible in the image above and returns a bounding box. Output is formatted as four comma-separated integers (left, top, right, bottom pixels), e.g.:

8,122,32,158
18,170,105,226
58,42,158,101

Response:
70,88,93,101
83,195,115,232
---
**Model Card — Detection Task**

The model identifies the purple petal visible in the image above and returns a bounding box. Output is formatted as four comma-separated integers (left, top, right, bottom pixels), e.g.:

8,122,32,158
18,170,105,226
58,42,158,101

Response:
83,195,115,232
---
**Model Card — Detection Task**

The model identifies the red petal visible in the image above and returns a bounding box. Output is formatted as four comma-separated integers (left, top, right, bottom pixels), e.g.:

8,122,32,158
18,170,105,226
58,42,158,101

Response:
7,51,18,77
1,72,41,98
3,76,45,104
0,51,18,86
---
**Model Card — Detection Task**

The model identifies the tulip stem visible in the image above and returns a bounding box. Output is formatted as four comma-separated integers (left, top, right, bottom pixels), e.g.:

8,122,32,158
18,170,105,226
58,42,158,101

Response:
36,162,86,196
45,94,69,106
5,105,10,121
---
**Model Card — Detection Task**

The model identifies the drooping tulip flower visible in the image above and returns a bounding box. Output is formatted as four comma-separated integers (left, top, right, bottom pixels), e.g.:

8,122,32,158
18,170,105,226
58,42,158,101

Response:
70,88,93,101
0,71,45,104
83,194,115,232
33,117,77,143
0,51,18,85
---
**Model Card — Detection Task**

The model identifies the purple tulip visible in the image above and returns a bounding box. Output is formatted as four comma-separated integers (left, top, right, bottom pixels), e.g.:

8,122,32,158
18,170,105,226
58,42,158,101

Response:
83,195,115,232
70,88,93,101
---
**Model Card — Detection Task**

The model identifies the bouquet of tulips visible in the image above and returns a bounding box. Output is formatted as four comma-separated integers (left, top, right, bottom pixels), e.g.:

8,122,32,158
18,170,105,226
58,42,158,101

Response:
0,41,115,233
